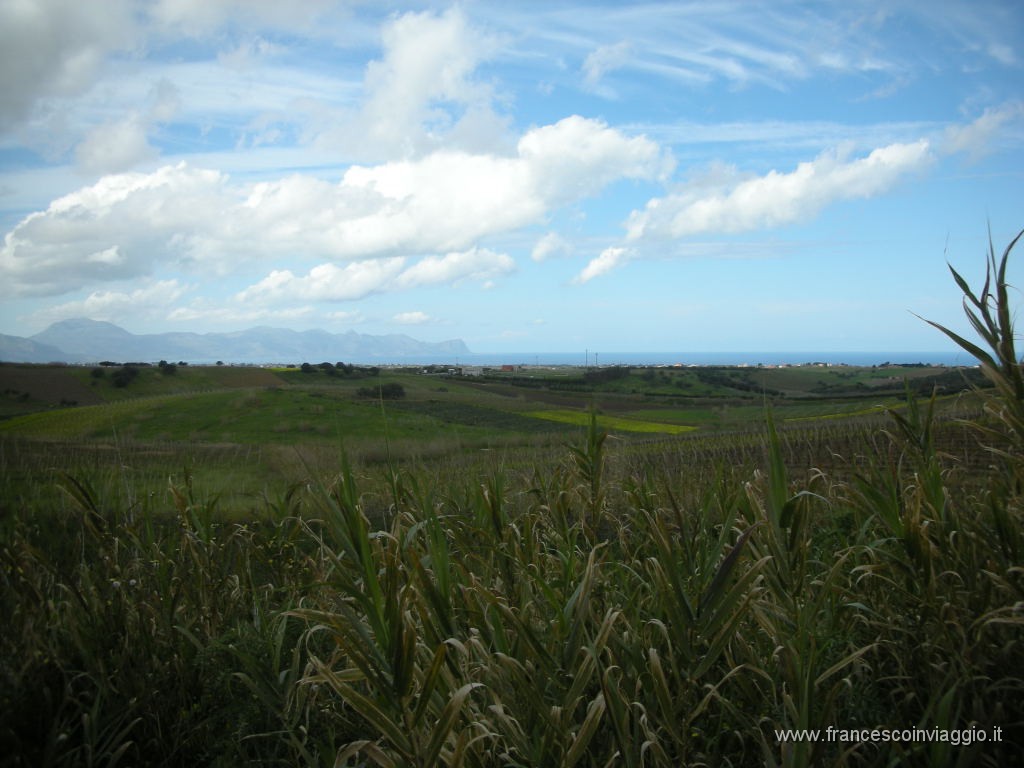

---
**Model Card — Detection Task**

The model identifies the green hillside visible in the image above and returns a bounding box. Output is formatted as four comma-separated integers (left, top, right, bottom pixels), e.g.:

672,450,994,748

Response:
0,360,985,447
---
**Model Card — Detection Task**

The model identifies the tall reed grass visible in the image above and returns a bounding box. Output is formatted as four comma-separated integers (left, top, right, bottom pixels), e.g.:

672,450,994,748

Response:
1,230,1021,766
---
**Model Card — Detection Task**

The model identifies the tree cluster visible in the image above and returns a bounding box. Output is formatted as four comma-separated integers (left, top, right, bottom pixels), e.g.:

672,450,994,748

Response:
695,368,783,396
298,362,376,378
582,366,631,384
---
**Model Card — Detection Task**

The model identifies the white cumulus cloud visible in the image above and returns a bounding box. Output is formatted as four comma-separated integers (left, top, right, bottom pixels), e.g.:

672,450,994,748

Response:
314,7,506,160
627,140,932,240
2,117,665,297
574,246,632,284
234,247,515,308
236,259,407,304
396,248,515,288
1,163,230,295
520,115,673,202
29,279,189,326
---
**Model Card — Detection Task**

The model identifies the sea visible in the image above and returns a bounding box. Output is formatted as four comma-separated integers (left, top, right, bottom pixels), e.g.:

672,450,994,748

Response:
373,350,979,368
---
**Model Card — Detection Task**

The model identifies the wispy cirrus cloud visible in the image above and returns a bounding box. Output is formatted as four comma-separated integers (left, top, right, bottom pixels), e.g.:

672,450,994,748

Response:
166,303,315,325
942,101,1024,161
393,310,431,325
531,232,572,262
149,0,345,38
582,40,632,92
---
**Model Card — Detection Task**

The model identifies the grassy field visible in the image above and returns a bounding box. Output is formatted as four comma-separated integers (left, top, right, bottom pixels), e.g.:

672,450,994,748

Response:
0,358,983,510
0,356,986,439
1,234,1021,767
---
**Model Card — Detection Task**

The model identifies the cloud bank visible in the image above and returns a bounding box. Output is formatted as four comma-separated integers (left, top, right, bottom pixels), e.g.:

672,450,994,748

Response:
1,116,666,298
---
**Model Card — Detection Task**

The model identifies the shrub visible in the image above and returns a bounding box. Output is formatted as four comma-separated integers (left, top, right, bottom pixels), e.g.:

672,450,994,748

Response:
357,382,405,399
110,365,139,388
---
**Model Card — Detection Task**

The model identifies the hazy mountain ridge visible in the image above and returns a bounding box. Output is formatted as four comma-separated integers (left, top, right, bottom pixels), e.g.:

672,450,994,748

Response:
0,334,85,364
0,319,470,364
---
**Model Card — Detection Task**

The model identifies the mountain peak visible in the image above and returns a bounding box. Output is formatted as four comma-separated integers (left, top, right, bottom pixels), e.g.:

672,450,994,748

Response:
39,318,131,334
31,318,135,350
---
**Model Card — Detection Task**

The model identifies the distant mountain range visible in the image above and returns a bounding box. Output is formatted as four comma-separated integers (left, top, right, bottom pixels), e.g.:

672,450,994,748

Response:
0,319,471,364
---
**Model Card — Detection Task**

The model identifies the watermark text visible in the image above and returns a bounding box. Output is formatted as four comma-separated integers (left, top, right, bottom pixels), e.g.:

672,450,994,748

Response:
775,726,1002,747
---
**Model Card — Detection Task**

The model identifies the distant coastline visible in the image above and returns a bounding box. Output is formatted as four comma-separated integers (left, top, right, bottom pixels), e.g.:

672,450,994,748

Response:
373,351,978,368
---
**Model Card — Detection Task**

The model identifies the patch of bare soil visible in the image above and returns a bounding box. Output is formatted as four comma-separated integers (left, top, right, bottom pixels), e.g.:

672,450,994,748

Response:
0,365,105,406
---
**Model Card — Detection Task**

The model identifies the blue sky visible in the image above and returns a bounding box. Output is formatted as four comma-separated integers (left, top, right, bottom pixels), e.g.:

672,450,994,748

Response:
1,0,1022,356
